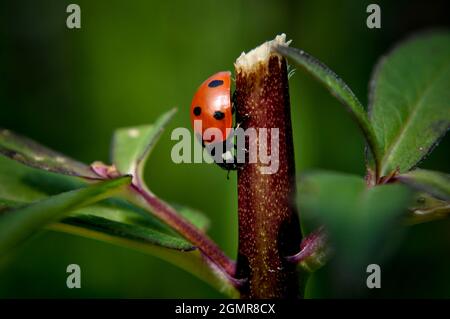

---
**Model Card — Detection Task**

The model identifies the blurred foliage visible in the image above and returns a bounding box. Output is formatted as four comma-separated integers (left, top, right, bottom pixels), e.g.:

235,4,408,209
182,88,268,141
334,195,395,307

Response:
368,31,450,177
298,172,413,296
0,175,131,257
0,0,449,297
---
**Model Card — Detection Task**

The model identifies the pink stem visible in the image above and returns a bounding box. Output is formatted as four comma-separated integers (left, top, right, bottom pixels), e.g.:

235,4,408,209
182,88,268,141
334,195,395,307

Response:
129,183,236,279
286,227,328,264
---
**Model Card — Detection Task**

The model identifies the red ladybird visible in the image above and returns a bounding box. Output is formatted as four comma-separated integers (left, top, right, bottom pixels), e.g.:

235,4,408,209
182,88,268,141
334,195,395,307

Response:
190,71,233,144
190,71,243,172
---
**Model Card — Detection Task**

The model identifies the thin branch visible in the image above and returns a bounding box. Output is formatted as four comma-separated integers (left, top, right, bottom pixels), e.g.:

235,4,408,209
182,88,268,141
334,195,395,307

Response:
126,183,237,280
286,227,332,272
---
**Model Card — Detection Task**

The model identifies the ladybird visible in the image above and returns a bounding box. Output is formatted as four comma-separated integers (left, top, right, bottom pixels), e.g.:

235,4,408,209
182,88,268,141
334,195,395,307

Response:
190,71,233,144
190,71,240,171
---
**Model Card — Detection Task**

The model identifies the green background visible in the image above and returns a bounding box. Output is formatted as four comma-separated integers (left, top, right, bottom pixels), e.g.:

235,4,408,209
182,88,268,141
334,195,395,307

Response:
1,0,449,297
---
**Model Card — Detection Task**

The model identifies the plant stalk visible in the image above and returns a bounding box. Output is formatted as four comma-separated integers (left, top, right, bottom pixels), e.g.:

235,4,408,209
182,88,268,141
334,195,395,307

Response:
234,35,303,298
127,184,236,279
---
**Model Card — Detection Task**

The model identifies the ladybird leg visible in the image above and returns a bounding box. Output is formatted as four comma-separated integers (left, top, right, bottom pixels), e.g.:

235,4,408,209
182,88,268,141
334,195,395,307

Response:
235,117,249,130
205,140,239,171
215,160,239,171
217,144,241,171
216,147,245,172
224,146,245,170
236,113,250,129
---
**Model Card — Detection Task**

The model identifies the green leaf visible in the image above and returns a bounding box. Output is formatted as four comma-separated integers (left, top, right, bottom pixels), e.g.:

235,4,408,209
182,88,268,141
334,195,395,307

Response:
0,176,131,257
0,129,99,179
0,197,231,296
0,194,210,252
397,169,450,201
0,155,216,273
0,182,208,252
48,218,238,297
0,118,230,295
368,31,450,177
0,156,87,203
111,108,177,177
0,198,23,213
54,214,194,251
275,45,381,165
298,171,412,272
74,199,174,233
0,171,228,295
0,156,209,232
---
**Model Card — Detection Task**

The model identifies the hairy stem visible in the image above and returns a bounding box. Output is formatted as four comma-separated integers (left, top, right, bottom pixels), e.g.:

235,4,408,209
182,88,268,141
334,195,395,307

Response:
234,35,303,298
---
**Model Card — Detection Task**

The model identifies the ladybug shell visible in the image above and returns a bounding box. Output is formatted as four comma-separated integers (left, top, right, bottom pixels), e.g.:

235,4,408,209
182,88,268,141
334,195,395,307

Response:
190,71,232,144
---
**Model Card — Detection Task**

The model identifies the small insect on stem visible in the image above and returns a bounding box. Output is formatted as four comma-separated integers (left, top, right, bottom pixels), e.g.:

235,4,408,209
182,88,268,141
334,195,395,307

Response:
190,71,245,173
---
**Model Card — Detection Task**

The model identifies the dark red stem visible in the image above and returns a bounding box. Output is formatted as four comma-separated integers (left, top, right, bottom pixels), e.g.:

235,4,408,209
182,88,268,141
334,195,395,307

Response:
235,53,303,298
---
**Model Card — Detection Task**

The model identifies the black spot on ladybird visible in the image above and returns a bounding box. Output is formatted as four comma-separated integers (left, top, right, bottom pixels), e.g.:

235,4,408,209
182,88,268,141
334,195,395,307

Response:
213,111,225,120
208,79,224,88
193,106,202,116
